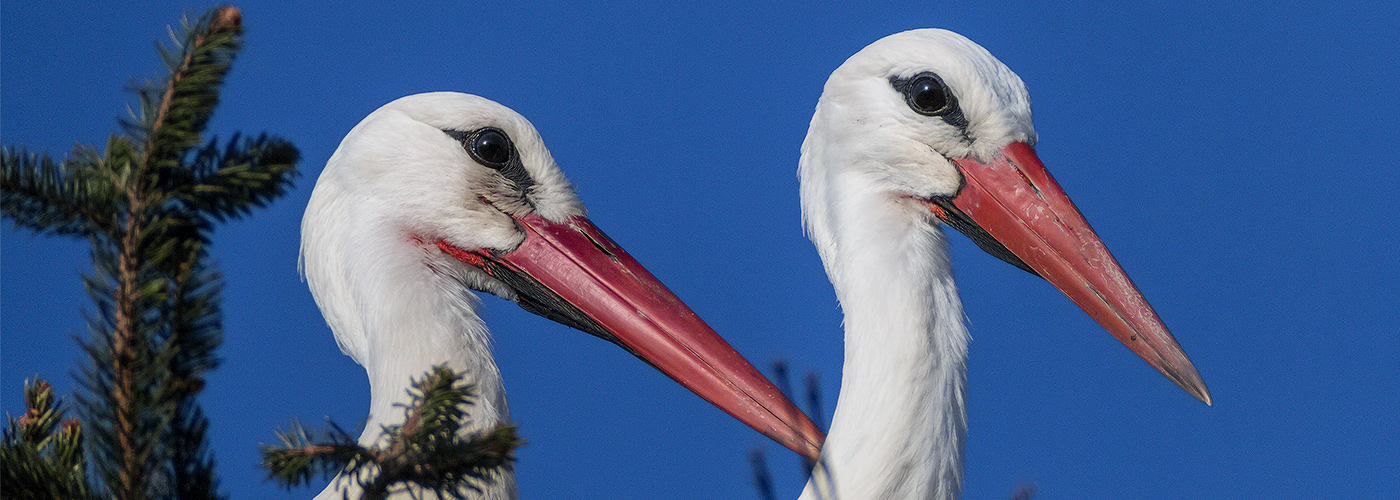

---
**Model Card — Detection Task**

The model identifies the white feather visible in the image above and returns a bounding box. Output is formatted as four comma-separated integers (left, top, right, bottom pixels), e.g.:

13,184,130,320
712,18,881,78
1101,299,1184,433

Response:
798,29,1036,500
301,92,587,500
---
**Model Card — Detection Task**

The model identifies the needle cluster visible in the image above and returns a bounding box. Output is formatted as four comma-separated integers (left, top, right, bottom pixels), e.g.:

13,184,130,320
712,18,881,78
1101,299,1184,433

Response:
260,366,523,500
1,379,89,499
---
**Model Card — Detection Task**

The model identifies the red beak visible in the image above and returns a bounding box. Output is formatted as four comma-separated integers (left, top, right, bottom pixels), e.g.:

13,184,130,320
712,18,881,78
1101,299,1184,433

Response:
926,142,1211,405
437,214,825,459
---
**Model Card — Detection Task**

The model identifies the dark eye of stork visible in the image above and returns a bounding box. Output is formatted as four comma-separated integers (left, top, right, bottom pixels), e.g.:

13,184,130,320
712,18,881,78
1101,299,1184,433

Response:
444,127,537,196
910,77,948,113
468,128,514,169
892,72,969,129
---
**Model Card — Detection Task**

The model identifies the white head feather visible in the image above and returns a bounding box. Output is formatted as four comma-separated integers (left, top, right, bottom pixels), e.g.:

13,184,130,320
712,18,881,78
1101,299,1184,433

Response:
801,29,1037,286
301,92,585,364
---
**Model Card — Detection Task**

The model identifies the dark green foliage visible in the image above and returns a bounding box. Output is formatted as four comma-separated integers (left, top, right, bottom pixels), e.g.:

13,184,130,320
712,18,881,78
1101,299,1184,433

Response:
179,133,305,222
1,379,91,500
261,367,524,500
1,146,112,237
1,6,299,500
261,419,367,489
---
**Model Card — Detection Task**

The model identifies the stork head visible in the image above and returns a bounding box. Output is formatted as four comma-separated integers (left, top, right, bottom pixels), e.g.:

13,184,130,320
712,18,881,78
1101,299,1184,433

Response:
801,30,1211,404
303,92,824,458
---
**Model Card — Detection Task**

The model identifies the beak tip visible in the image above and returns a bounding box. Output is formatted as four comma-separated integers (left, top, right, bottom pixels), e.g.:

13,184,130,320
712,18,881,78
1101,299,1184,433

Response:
1170,364,1212,406
1190,385,1213,406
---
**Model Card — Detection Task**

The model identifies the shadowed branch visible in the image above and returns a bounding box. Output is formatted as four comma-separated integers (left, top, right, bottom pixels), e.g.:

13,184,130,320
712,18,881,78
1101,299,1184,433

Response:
260,366,523,500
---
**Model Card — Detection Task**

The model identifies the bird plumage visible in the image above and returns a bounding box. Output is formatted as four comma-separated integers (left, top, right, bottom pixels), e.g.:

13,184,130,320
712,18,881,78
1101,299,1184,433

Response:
797,29,1206,500
301,93,565,499
301,92,826,499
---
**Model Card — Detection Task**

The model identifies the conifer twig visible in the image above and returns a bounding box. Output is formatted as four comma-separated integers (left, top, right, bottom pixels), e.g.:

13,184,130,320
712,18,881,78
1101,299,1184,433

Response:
260,366,523,500
1,379,90,500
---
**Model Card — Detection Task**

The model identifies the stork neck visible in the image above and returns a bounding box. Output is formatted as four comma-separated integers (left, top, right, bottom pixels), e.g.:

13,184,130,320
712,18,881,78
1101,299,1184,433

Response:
307,232,515,499
803,175,969,500
360,302,510,439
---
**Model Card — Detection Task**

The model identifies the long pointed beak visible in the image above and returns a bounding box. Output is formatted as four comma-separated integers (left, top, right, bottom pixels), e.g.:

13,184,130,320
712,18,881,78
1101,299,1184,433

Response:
437,213,825,459
929,142,1211,405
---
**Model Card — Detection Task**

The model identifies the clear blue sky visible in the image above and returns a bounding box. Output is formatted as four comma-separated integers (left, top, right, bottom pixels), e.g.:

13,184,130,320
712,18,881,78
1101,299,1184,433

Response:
4,1,1397,499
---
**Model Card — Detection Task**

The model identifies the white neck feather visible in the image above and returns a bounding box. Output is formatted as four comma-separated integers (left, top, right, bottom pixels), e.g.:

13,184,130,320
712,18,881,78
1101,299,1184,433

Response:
304,189,516,500
354,246,512,444
800,139,969,500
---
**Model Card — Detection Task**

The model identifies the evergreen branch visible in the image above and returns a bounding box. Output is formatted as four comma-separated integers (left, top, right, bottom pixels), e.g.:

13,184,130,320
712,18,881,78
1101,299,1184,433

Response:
6,6,296,499
166,403,223,500
75,141,218,500
260,420,367,489
77,273,180,500
2,379,91,500
127,6,244,179
159,245,225,500
1,146,111,236
78,10,245,498
111,176,152,500
364,426,521,500
176,133,300,223
260,367,523,500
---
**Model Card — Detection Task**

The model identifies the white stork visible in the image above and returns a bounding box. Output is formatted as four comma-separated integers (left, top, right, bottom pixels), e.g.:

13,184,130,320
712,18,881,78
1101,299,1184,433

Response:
795,29,1210,500
300,92,824,499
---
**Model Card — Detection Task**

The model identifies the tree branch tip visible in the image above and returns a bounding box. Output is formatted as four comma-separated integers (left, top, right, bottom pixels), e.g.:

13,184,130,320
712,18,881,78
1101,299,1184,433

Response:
211,6,243,34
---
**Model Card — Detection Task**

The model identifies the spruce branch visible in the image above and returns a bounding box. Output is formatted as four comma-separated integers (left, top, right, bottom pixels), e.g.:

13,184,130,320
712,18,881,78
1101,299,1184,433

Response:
260,367,524,500
175,133,300,223
260,419,368,489
3,6,298,500
1,379,91,500
128,5,244,177
1,146,109,236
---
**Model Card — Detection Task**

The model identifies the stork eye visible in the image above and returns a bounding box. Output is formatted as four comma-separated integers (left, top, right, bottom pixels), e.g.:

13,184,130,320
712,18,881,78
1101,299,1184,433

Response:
901,73,957,116
469,128,513,169
909,76,949,114
893,72,969,129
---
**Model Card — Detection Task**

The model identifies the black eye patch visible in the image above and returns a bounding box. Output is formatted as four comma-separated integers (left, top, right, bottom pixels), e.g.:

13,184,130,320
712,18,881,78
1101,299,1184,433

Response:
890,72,969,129
444,128,535,194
